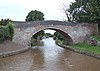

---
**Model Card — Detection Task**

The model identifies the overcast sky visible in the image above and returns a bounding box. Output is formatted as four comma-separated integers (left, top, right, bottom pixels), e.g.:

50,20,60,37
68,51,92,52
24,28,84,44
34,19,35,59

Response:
0,0,74,21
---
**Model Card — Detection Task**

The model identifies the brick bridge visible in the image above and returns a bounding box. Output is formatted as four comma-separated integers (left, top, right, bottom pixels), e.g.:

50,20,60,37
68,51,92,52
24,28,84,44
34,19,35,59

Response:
13,20,97,47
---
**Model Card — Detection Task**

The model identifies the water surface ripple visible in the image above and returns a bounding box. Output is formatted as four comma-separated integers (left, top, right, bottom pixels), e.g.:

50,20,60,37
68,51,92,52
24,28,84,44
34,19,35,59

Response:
0,38,100,71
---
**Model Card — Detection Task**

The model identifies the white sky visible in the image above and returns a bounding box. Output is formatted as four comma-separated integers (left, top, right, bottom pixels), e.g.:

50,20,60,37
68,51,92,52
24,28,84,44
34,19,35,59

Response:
0,0,74,21
44,29,56,34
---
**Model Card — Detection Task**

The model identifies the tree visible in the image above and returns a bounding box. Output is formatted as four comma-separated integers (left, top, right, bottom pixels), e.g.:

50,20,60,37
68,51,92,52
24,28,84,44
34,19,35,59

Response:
45,33,53,38
0,19,14,43
0,19,11,25
54,32,65,41
25,10,44,21
32,30,45,40
63,0,100,23
85,0,100,23
8,21,14,40
26,10,45,40
63,0,90,22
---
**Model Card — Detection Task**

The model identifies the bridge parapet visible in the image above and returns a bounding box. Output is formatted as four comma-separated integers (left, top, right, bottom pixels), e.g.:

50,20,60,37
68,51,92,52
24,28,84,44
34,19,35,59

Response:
13,20,98,46
13,21,80,28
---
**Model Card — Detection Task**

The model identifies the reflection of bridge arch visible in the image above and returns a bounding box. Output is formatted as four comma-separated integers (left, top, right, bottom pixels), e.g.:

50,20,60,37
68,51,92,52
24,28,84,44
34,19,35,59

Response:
13,21,97,47
31,27,73,45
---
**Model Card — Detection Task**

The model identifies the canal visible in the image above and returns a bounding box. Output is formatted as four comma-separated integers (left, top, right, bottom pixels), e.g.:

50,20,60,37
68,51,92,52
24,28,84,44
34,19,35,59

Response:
0,38,100,71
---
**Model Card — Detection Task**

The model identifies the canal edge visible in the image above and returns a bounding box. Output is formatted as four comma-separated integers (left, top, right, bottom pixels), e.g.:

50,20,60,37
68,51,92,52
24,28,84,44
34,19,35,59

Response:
0,47,30,58
56,43,100,59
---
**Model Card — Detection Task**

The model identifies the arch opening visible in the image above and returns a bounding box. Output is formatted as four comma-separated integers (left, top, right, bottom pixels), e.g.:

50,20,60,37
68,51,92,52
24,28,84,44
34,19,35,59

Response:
30,27,73,46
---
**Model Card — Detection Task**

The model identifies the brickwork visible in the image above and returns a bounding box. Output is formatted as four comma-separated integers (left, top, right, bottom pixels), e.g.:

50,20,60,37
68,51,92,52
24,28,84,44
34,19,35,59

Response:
13,21,98,46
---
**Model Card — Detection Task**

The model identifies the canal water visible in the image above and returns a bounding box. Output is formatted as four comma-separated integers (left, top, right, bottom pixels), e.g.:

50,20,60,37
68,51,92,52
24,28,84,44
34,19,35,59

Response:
0,38,100,71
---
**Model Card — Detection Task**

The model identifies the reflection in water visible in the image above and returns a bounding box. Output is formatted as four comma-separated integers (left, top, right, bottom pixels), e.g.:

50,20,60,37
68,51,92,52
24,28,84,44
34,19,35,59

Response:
30,47,45,71
0,38,100,71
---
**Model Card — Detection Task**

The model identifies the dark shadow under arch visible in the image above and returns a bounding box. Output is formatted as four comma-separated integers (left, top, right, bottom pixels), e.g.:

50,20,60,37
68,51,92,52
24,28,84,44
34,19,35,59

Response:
47,28,73,45
31,27,73,45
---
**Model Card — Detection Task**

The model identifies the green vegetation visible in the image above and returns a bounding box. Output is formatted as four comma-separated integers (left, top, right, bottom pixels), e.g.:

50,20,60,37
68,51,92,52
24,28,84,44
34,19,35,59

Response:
32,30,45,40
56,39,64,45
56,39,100,54
62,0,100,54
54,32,65,43
25,10,44,21
31,38,43,46
45,33,53,38
64,0,100,29
91,35,100,41
0,19,14,43
25,10,45,46
56,34,100,54
31,30,45,46
72,43,100,54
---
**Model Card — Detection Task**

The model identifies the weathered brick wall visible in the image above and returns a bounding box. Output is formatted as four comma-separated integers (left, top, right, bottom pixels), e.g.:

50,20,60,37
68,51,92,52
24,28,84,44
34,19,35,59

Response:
13,21,98,46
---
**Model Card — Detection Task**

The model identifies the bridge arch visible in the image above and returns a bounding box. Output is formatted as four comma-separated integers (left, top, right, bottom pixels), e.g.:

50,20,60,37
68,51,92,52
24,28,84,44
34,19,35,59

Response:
30,27,73,45
13,21,97,47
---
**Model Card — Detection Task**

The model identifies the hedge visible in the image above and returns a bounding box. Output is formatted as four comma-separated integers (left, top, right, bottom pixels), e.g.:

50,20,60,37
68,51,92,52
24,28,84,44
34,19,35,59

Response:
0,20,14,43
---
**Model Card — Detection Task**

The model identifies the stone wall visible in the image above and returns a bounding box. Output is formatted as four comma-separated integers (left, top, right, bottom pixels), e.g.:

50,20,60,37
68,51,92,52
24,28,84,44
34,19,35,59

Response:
13,21,98,46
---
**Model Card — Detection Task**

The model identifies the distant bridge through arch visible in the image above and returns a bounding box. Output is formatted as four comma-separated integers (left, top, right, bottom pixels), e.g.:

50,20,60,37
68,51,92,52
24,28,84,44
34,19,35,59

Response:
13,20,97,47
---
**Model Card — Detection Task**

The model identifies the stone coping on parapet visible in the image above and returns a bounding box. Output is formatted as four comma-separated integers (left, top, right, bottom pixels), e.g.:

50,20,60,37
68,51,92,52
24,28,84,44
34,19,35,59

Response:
0,41,29,58
13,20,98,29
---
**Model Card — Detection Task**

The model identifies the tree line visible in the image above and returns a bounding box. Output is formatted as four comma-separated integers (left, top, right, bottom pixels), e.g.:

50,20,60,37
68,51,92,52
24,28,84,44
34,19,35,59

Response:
64,0,100,23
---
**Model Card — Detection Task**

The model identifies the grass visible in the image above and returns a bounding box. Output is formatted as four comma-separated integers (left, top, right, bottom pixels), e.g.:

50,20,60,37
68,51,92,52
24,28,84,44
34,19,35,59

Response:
91,35,100,41
56,35,100,54
57,40,64,44
68,35,100,54
72,43,100,54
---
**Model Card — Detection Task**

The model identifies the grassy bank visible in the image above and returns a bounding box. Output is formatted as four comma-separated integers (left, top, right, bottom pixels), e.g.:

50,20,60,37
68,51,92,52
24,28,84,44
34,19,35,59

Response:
71,43,100,54
56,39,100,54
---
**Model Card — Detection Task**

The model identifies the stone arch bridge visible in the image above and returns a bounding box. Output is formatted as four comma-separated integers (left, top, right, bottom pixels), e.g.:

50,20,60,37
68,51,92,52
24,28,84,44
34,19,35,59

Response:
13,20,97,47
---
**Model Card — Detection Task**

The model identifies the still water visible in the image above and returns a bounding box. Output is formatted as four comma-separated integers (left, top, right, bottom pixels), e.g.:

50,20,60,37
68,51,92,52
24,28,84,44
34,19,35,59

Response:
0,38,100,71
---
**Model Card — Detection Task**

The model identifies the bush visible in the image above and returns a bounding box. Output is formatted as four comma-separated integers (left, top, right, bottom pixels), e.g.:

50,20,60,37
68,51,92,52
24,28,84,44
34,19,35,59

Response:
0,26,10,42
0,27,5,43
3,26,10,40
0,19,14,43
8,21,14,40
